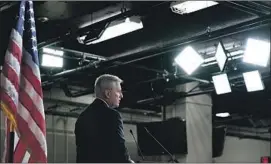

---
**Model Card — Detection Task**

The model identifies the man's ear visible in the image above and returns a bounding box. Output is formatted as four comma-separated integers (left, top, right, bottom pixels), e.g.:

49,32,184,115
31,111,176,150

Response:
105,90,111,98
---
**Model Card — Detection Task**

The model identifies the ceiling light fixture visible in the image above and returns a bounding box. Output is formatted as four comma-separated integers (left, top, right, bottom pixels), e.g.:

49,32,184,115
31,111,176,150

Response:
42,48,64,68
43,48,64,56
216,112,230,117
86,16,143,44
170,1,218,15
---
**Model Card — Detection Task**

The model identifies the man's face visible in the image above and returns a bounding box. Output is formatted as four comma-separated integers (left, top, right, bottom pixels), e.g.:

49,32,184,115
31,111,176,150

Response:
106,82,123,108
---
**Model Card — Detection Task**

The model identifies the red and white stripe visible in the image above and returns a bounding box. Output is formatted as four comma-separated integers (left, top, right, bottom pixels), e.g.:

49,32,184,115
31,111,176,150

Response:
1,26,47,162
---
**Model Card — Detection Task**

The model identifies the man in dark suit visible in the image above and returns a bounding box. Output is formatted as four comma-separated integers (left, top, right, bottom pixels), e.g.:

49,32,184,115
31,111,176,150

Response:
75,74,134,163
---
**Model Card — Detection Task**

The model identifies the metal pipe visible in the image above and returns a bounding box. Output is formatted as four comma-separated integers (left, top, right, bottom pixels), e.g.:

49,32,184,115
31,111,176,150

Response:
115,61,166,74
133,58,270,91
227,132,271,142
137,96,164,104
219,1,268,16
43,97,161,117
42,15,271,85
241,1,271,14
44,110,141,124
181,89,214,97
0,2,18,12
50,46,107,61
136,89,214,105
227,126,270,134
38,36,64,49
61,84,162,111
105,15,270,63
41,53,87,61
51,47,167,74
75,2,132,29
215,115,252,123
61,83,93,97
135,72,270,105
57,70,210,98
249,1,271,11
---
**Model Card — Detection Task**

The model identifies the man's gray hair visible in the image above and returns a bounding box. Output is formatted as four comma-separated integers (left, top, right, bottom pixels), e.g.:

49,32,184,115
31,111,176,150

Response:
94,74,123,97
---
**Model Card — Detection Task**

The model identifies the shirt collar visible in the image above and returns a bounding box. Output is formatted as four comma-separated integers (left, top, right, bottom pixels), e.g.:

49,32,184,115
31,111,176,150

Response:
96,98,109,107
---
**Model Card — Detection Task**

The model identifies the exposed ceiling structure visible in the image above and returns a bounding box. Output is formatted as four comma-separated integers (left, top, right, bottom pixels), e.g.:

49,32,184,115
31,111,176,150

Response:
1,1,271,128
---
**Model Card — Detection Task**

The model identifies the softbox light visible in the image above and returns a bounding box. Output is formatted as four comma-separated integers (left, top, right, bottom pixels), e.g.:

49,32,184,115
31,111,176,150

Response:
174,46,204,75
243,38,270,67
212,73,231,95
215,42,228,72
243,70,264,92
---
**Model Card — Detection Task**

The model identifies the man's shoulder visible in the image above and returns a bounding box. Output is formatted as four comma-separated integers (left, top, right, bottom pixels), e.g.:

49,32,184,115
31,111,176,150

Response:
105,106,121,118
88,102,120,117
76,103,121,124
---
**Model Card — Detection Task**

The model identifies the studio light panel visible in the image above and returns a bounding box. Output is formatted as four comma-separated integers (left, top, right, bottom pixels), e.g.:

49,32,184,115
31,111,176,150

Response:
243,70,264,92
212,74,231,95
243,38,270,67
174,46,204,75
215,42,227,71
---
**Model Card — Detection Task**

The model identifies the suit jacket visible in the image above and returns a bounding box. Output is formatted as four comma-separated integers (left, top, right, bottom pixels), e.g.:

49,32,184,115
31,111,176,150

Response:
75,98,132,163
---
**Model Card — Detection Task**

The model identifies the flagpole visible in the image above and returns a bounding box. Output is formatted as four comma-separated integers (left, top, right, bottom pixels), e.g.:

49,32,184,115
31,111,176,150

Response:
8,124,14,163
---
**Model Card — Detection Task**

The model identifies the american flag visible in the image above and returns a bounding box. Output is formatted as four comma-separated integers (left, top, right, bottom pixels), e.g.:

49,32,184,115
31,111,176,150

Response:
0,0,47,163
